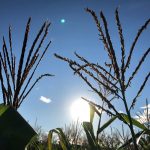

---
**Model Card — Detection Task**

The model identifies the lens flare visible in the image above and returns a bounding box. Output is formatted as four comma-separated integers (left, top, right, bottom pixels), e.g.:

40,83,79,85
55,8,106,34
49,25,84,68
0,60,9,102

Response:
60,19,65,24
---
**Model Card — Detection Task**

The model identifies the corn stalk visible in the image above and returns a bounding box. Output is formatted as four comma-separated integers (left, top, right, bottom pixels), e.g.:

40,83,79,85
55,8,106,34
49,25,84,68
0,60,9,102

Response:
0,18,53,110
55,8,150,149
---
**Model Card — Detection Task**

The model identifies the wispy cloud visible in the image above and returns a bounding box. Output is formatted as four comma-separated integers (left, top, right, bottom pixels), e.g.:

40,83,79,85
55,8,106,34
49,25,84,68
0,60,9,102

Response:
40,96,52,103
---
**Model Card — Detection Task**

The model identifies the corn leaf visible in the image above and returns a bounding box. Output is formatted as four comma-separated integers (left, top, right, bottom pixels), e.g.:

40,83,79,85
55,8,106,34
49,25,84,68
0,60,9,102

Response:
48,128,71,150
120,113,150,132
83,122,100,150
117,131,144,150
56,128,70,150
48,131,53,150
97,116,117,134
0,104,36,149
89,104,95,123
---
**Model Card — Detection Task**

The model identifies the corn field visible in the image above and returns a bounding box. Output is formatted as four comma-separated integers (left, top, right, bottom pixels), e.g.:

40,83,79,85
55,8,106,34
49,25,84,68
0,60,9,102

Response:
0,7,149,150
54,8,150,150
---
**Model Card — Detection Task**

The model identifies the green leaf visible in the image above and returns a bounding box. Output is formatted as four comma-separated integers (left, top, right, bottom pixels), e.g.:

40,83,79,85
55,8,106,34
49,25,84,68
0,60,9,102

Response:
56,128,70,150
26,135,41,150
0,104,9,116
120,113,150,132
48,131,53,150
89,104,95,123
48,128,71,150
88,102,102,118
83,122,99,150
118,131,144,150
0,104,36,150
97,116,117,134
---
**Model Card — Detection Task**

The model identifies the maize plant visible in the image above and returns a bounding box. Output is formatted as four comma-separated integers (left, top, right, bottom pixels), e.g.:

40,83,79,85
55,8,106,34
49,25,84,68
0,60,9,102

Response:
55,8,150,149
0,18,53,110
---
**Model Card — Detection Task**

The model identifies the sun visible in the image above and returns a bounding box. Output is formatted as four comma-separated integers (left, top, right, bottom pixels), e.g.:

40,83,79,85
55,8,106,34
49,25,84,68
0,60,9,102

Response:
70,99,90,122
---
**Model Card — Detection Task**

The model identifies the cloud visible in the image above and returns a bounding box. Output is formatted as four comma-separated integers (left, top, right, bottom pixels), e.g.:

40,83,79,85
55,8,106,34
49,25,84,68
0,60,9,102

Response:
135,108,150,124
118,110,124,113
40,96,52,103
141,104,150,109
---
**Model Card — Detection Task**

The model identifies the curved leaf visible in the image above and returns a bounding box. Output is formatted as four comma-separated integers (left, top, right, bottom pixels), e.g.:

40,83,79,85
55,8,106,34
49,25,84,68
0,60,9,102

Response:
89,104,95,123
48,128,71,150
0,104,36,149
120,113,150,132
118,131,144,150
83,122,100,150
97,116,117,134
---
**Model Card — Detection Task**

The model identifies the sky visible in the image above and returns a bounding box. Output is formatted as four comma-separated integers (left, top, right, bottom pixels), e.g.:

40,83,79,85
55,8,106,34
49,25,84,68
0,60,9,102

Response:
0,0,149,133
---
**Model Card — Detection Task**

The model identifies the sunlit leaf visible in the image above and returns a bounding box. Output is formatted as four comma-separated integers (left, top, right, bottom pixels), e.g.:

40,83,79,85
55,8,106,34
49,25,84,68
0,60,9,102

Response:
83,122,99,150
48,128,71,150
97,116,117,134
120,113,150,132
48,131,53,150
89,104,95,123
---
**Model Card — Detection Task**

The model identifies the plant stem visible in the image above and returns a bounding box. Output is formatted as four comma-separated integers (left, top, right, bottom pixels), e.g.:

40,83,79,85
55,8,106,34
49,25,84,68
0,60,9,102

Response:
121,85,138,149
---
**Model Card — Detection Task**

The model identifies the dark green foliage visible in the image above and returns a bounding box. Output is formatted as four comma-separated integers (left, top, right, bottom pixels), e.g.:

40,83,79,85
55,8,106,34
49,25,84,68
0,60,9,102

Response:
139,135,150,150
0,104,36,150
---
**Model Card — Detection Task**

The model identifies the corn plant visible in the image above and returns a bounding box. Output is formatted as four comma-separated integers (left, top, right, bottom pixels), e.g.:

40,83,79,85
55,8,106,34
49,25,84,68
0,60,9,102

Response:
0,18,53,110
48,128,71,150
136,99,150,127
0,104,36,149
64,121,84,146
48,121,88,150
97,127,122,149
26,120,48,150
136,99,150,150
55,8,150,149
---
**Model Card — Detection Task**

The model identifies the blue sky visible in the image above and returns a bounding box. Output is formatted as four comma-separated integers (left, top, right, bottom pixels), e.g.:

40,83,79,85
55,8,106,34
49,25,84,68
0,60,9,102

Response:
0,0,149,132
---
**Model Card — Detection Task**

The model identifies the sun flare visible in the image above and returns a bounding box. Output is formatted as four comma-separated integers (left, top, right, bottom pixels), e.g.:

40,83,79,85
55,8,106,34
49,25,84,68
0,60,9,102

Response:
70,99,90,122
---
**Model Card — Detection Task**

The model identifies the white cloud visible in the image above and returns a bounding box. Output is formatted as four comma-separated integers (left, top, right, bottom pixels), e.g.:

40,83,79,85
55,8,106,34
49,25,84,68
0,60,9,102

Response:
118,110,124,113
40,96,52,103
135,108,150,124
141,104,150,109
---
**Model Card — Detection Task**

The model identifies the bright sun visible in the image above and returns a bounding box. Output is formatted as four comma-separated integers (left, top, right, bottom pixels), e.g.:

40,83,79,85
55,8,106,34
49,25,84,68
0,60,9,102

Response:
70,99,90,122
